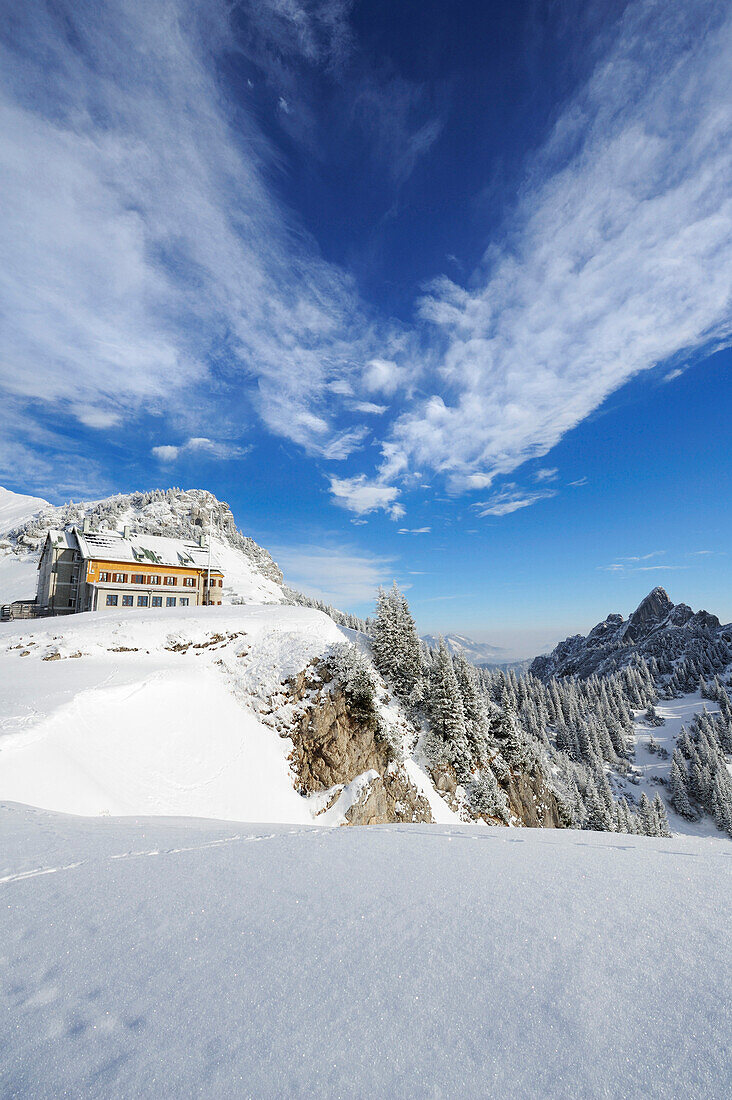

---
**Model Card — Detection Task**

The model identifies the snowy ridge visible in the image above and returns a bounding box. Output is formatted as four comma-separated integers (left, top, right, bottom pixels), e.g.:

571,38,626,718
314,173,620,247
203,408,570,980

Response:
422,632,507,665
0,487,49,534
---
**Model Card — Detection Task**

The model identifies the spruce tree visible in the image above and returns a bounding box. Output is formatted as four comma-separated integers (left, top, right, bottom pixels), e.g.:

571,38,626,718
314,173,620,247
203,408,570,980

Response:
424,638,471,776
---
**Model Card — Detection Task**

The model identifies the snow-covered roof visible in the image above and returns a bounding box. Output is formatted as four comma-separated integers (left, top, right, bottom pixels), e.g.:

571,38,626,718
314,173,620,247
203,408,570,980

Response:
74,529,223,572
45,529,77,550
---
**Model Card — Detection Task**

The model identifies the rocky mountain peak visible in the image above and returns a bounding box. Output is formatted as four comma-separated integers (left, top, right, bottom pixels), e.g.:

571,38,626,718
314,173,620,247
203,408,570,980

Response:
623,586,674,642
530,586,731,682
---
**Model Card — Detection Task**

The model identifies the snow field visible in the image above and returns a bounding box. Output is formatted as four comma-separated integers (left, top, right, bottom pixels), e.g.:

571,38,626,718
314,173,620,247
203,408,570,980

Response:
1,803,730,1099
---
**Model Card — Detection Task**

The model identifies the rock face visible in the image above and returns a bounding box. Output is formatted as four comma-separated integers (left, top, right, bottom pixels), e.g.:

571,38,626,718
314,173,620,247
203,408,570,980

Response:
287,667,433,825
531,587,732,682
343,770,433,826
623,586,675,643
289,677,392,793
504,764,566,829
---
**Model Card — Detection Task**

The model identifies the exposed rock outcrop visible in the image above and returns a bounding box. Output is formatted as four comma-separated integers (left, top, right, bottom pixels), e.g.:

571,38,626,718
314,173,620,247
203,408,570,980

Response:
343,769,433,826
504,764,566,829
287,666,433,825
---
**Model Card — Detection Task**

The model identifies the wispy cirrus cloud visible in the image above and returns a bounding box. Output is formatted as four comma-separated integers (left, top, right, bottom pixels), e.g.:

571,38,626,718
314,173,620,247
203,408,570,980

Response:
0,0,381,476
473,484,557,517
376,0,732,494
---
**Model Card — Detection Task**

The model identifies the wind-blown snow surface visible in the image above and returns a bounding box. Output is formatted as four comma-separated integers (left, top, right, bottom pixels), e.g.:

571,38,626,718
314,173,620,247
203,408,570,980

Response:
2,805,730,1099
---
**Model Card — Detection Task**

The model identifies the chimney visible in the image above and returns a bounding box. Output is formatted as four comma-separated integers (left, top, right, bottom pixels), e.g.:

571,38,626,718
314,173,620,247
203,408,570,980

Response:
123,525,131,540
198,531,207,547
82,517,91,534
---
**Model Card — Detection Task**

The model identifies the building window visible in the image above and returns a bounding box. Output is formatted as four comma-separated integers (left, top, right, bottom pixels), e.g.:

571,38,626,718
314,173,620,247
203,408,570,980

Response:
152,596,163,607
166,596,176,607
113,573,127,583
106,594,118,606
179,597,189,607
137,595,149,607
148,575,161,585
99,572,110,582
122,595,133,607
164,576,176,586
131,574,145,584
183,577,196,587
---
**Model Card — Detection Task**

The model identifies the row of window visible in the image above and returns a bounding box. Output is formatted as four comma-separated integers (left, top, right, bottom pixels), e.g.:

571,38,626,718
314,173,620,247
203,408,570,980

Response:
106,594,191,608
97,572,200,587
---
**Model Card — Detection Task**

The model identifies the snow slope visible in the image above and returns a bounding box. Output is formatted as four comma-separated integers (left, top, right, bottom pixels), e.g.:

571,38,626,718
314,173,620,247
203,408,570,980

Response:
0,605,446,826
0,486,49,535
621,693,729,839
0,487,51,603
2,804,730,1099
0,606,343,822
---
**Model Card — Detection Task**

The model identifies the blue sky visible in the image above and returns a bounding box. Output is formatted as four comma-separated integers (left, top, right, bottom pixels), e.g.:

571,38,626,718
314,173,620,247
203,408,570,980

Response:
1,0,731,654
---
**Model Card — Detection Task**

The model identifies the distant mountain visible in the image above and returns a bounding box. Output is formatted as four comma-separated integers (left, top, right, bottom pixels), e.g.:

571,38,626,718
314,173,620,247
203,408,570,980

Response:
421,632,507,666
531,586,732,682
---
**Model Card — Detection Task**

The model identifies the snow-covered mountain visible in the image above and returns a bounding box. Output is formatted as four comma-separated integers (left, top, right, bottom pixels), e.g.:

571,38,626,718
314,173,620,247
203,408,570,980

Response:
0,487,285,606
0,486,49,532
0,487,52,602
422,632,507,665
531,586,732,682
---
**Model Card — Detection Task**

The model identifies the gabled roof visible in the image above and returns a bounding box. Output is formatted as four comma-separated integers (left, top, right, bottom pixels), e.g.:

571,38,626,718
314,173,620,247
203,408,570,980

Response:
73,529,223,572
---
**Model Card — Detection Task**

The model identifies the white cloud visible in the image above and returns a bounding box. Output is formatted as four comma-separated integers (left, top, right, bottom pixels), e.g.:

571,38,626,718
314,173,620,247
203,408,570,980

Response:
363,358,402,396
534,468,558,482
0,0,377,477
382,1,732,488
152,445,181,463
663,368,685,383
397,526,431,534
569,476,588,487
319,426,370,461
270,544,394,606
152,437,247,463
349,401,388,415
473,484,556,517
329,474,403,519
